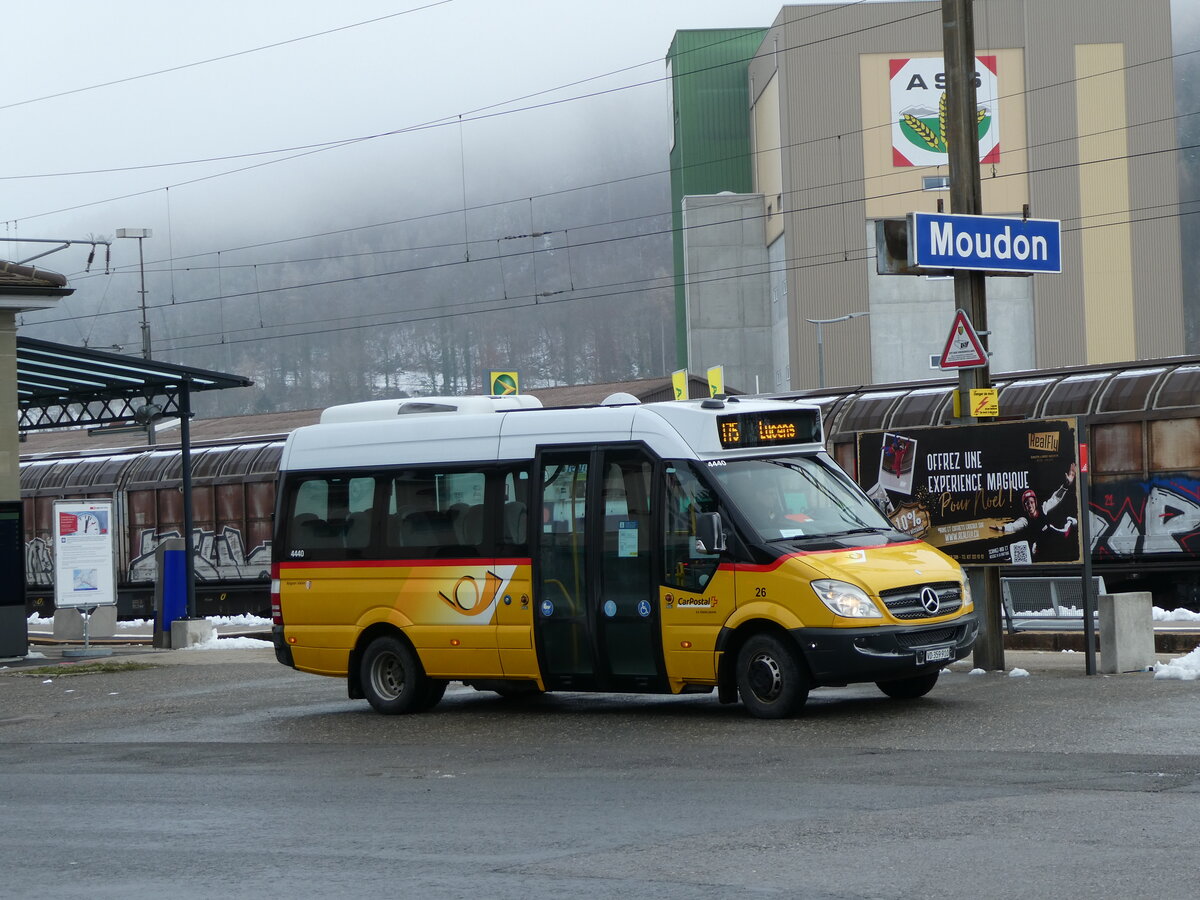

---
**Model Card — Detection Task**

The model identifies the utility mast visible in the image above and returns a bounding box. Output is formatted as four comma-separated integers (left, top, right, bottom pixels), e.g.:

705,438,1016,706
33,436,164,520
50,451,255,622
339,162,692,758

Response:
942,0,1004,671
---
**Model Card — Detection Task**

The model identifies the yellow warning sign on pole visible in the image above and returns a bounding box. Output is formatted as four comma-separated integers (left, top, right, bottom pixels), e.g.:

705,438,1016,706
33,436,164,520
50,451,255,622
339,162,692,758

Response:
970,388,999,417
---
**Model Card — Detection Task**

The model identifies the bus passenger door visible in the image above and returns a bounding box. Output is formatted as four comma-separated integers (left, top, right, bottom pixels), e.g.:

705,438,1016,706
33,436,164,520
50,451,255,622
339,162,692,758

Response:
534,447,666,692
535,452,593,687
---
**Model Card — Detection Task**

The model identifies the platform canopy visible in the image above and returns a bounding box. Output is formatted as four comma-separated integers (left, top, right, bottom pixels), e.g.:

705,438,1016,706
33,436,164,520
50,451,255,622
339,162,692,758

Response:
16,337,252,431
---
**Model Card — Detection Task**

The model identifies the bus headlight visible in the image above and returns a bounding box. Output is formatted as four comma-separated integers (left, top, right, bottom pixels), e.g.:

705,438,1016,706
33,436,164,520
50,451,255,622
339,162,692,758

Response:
960,574,974,612
811,579,883,619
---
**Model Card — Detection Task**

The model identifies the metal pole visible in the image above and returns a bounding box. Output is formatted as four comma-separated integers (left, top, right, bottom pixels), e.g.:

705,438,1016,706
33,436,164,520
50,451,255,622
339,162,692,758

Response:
1079,439,1097,675
815,322,826,388
129,231,157,447
137,236,150,360
180,381,196,619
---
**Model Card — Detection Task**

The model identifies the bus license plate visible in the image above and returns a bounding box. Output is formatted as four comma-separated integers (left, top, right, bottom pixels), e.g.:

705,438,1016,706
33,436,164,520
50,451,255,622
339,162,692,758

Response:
923,646,953,663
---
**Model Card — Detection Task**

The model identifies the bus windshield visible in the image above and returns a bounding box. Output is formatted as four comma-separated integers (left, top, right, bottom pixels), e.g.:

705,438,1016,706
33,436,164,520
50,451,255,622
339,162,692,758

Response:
710,456,892,542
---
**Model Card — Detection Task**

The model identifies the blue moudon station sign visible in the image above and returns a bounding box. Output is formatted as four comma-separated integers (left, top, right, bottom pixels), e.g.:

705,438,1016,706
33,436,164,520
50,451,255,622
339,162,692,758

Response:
908,212,1062,275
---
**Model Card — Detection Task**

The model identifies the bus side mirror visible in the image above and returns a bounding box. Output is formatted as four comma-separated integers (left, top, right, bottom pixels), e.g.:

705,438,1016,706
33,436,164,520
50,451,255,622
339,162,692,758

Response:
696,512,726,555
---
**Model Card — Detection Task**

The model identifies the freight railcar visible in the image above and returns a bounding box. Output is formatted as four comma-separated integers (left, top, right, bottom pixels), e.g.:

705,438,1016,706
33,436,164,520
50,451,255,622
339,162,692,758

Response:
21,438,281,618
20,356,1200,616
776,355,1200,610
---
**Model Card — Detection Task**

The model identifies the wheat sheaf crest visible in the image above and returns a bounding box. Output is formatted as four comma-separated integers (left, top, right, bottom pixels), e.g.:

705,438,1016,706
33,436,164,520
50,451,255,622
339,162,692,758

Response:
939,91,949,150
903,113,940,150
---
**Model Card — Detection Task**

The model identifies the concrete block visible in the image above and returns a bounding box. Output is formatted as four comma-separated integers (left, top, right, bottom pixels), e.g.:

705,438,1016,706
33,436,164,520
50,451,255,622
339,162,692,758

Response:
1099,592,1154,674
170,618,215,649
53,606,117,640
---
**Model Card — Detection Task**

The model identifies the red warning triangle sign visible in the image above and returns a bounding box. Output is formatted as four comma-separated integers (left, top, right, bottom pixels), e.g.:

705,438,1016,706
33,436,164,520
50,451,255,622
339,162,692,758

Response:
939,310,988,368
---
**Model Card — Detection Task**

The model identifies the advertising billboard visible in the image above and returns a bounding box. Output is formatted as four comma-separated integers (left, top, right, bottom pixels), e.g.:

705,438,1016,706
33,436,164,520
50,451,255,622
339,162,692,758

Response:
856,419,1081,566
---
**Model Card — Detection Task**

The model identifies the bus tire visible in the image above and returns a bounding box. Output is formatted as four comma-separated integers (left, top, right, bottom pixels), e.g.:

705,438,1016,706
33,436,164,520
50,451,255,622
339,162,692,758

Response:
417,679,448,711
360,635,428,714
876,672,940,700
736,633,809,719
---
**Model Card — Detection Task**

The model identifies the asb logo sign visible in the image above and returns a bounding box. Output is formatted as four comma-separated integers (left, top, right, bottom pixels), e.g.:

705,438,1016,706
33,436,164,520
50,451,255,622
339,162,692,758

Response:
890,56,1000,167
909,212,1062,275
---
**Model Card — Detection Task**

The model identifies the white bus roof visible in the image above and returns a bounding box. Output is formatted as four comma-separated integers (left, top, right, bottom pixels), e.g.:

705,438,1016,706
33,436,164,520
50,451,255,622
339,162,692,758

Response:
281,396,824,471
320,394,542,423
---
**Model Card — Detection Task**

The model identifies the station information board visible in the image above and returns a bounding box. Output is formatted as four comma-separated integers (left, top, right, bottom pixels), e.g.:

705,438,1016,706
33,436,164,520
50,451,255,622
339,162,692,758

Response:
52,499,118,608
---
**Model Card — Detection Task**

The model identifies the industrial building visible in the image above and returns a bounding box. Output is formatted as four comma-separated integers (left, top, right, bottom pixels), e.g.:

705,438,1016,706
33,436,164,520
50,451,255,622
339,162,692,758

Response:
668,0,1185,391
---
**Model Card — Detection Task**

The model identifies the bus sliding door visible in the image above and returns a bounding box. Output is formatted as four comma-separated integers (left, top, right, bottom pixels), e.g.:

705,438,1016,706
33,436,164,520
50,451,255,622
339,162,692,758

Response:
533,447,666,693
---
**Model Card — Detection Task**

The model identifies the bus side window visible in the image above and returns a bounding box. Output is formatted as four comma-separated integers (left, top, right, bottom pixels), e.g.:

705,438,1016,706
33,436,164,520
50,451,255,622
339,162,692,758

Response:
382,469,487,556
662,464,721,592
287,476,375,553
500,469,530,553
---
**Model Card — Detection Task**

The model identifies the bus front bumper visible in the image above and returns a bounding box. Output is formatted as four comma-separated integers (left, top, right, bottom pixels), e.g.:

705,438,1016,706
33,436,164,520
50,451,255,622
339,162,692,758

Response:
795,614,978,686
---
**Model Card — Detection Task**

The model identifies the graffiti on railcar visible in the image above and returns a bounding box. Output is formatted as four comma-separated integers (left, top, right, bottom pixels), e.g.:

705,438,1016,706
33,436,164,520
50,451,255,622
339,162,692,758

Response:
26,537,53,586
1089,476,1200,559
129,527,272,582
26,526,271,587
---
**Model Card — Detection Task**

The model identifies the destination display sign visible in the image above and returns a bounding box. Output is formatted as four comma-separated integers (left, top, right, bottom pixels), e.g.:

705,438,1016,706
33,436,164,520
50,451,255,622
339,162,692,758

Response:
717,409,822,450
908,212,1062,275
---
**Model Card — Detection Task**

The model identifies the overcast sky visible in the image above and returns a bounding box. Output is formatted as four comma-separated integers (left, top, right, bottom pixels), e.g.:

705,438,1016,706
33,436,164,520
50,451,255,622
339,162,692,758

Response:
4,1,1195,352
2,1,791,277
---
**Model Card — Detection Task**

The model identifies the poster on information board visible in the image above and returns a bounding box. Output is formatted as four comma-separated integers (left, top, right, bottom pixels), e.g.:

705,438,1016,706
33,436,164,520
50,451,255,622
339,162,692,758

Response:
855,419,1081,566
53,499,117,608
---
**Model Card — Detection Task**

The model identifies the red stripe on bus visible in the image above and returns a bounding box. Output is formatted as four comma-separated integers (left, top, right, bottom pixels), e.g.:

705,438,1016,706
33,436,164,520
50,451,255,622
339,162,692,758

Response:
735,540,925,573
278,557,530,571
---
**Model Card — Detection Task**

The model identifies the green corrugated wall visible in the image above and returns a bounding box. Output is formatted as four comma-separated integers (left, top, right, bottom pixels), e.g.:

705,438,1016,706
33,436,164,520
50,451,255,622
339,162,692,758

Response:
667,28,767,369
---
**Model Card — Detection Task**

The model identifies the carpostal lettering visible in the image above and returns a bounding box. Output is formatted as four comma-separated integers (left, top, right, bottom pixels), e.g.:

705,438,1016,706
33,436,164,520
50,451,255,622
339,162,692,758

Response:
676,597,717,609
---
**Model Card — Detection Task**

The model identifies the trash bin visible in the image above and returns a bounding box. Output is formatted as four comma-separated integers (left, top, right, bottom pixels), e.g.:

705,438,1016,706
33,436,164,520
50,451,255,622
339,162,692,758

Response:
152,538,187,648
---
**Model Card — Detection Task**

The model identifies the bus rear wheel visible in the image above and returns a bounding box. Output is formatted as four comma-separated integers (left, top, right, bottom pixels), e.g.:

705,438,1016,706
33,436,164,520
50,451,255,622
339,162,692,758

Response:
361,635,434,714
736,633,809,719
876,672,940,700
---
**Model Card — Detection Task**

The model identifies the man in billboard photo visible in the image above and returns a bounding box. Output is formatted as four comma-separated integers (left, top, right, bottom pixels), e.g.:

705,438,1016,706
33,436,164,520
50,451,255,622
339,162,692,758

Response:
993,462,1078,562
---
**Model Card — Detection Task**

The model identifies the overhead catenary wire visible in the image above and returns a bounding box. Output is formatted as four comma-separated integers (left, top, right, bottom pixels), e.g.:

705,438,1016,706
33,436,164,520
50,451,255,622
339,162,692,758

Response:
68,197,1200,356
3,2,940,225
36,37,1200,296
0,1,459,114
39,129,1200,335
10,2,1198,357
52,92,1200,297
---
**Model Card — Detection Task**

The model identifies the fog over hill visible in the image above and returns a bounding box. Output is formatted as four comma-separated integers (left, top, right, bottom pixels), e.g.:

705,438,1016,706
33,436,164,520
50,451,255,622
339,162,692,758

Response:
6,1,1199,416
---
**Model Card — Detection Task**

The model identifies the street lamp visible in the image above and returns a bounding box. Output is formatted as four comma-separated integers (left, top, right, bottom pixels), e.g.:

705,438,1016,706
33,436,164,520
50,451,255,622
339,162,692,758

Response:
805,311,869,388
115,228,153,359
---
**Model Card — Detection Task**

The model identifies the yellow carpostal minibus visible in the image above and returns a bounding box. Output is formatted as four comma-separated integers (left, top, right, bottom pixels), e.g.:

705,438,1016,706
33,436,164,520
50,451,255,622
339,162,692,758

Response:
271,393,977,718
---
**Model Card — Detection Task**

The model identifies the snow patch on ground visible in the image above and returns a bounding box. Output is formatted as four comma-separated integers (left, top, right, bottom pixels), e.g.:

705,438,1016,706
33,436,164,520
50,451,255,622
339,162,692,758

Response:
181,634,273,651
1153,646,1200,681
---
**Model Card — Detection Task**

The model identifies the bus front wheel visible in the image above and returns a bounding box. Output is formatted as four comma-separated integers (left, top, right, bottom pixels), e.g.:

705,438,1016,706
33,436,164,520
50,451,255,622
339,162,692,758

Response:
361,635,435,714
736,633,809,719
